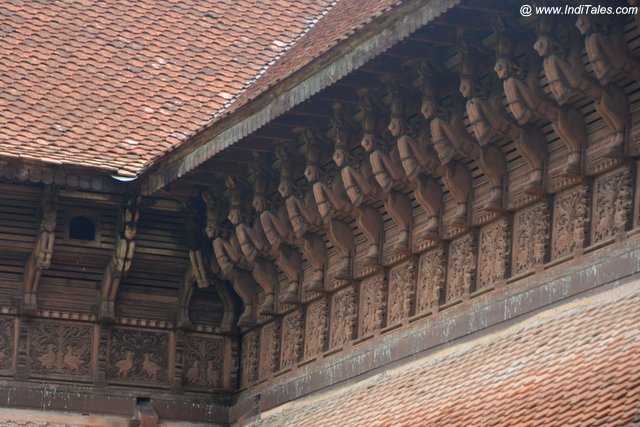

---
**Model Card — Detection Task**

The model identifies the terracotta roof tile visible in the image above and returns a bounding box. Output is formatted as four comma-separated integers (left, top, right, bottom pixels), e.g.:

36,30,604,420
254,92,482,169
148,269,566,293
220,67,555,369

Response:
251,284,640,426
0,0,334,176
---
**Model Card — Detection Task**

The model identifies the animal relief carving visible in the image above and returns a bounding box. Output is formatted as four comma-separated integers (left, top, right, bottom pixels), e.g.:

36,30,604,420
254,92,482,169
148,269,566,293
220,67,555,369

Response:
184,335,223,387
478,220,509,289
29,321,91,377
359,274,385,336
330,287,356,348
109,328,168,384
593,168,632,243
387,261,416,324
447,234,475,302
552,186,589,259
513,203,550,275
417,249,445,314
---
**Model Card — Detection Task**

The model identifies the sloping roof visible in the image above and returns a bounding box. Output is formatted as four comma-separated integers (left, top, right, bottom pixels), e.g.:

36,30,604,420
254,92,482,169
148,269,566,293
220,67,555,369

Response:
251,284,640,426
0,0,333,176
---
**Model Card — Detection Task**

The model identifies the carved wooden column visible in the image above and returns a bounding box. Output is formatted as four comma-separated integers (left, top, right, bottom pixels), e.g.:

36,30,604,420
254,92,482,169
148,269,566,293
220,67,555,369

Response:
100,194,140,321
22,184,58,315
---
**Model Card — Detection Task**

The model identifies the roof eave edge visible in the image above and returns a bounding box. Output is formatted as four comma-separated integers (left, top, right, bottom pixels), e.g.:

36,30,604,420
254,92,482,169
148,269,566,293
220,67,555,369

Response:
141,0,460,196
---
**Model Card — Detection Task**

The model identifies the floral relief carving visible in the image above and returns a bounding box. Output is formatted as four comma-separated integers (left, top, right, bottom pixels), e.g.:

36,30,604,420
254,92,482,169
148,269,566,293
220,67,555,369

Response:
359,274,385,336
304,299,327,359
513,203,549,275
108,328,168,384
29,321,91,378
593,169,631,243
184,334,223,388
478,220,510,290
280,311,303,369
259,322,279,378
553,186,589,259
241,331,258,387
330,287,356,348
417,249,445,314
447,233,475,302
388,261,416,325
0,317,14,372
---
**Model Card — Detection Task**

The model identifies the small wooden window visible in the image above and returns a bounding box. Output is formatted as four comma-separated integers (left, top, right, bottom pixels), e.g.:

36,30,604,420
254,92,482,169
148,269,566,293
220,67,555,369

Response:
68,216,96,241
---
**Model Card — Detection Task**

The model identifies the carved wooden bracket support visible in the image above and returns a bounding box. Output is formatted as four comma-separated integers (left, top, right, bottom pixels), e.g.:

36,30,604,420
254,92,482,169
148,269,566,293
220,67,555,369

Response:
99,194,141,321
537,15,630,159
22,184,58,315
493,16,586,178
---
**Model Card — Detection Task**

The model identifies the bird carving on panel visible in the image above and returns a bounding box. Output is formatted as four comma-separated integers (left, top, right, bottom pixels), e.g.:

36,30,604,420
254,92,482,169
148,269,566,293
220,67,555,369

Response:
186,362,199,383
142,353,161,381
37,344,57,370
206,360,220,386
63,345,82,372
115,351,134,377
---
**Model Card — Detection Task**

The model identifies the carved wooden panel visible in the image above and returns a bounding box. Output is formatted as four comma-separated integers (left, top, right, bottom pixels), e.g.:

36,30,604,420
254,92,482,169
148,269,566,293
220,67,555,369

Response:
387,260,416,325
304,299,327,359
359,273,385,336
513,202,550,275
259,321,279,378
183,334,223,388
592,167,632,244
28,320,92,380
477,219,510,290
241,331,258,387
280,310,303,369
330,287,356,349
416,249,445,315
446,233,475,302
0,316,14,374
108,328,168,386
552,185,589,259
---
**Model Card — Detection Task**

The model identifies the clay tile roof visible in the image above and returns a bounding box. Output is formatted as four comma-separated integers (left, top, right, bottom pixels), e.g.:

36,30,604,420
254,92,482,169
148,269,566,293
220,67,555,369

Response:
251,285,640,426
0,0,334,176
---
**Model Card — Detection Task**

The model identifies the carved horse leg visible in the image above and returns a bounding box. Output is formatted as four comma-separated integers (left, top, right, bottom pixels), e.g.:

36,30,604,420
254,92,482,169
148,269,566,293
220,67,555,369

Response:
326,219,354,279
232,270,256,327
478,144,506,212
597,84,629,157
384,190,412,253
354,205,383,266
275,244,301,304
212,279,236,332
298,232,326,291
250,257,277,315
442,161,473,227
411,175,442,240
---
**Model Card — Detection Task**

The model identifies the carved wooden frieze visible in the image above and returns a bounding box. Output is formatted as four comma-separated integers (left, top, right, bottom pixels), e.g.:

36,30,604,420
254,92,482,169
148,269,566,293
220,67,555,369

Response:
108,328,168,385
552,185,589,259
29,320,92,379
593,167,632,244
416,249,445,315
183,334,223,388
0,316,14,374
330,287,356,349
241,331,258,387
387,260,416,325
478,219,510,290
447,233,476,302
259,321,279,378
513,202,550,275
304,299,327,359
359,273,386,337
280,310,303,369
